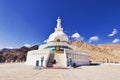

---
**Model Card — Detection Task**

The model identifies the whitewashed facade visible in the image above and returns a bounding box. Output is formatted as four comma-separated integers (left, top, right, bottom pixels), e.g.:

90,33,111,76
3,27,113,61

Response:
25,17,89,68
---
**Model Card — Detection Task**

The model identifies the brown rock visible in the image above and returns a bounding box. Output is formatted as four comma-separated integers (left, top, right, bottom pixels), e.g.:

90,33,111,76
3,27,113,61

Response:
71,41,120,63
0,45,39,63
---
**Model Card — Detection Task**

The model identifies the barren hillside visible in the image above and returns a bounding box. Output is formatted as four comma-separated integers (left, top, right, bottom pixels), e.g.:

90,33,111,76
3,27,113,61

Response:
0,41,120,63
71,41,120,63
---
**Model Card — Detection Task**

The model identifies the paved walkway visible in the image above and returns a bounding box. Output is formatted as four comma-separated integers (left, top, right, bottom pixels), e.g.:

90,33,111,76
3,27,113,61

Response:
0,63,120,80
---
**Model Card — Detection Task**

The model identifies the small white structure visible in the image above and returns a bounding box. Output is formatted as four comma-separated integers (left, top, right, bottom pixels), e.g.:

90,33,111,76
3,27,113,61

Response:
25,17,89,68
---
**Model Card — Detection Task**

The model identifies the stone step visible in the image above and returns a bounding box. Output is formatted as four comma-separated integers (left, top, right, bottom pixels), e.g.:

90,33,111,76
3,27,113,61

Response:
53,53,66,67
47,53,54,67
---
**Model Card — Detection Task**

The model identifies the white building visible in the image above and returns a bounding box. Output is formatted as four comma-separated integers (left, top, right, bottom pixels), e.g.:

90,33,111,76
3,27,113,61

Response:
25,17,89,68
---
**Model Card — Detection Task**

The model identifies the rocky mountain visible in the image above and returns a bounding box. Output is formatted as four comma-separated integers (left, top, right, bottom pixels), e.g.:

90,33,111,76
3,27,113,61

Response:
0,41,120,63
71,41,120,63
0,45,39,63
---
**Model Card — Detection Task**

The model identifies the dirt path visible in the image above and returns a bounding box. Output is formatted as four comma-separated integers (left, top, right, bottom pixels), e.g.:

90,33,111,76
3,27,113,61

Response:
0,63,120,80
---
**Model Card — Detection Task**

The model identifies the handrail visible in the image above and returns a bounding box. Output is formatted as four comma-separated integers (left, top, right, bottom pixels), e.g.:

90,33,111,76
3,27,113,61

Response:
63,49,68,67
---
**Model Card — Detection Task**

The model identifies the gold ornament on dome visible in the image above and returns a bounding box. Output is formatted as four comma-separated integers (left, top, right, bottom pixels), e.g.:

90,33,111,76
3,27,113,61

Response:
56,46,60,51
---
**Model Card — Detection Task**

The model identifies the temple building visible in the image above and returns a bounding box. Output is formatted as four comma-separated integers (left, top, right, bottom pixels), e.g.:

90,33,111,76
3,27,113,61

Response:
25,17,89,68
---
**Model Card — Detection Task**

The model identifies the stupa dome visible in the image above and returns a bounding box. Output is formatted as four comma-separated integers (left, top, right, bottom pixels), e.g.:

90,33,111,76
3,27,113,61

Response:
47,17,69,42
47,30,68,42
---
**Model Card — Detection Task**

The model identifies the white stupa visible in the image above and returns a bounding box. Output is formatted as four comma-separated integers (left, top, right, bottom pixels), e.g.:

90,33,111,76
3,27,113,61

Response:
47,17,68,42
25,17,89,68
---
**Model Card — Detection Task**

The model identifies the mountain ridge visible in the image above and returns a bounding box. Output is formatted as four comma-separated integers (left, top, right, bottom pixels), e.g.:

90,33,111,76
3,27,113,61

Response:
71,41,120,63
0,41,120,63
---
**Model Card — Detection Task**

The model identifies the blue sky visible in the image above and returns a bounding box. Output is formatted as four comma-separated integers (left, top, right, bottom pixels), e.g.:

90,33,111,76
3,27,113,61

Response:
0,0,120,48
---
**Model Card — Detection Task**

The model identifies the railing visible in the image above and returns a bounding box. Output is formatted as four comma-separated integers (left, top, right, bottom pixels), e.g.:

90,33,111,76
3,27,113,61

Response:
66,50,88,56
28,49,50,55
63,49,68,67
39,42,79,51
43,53,50,67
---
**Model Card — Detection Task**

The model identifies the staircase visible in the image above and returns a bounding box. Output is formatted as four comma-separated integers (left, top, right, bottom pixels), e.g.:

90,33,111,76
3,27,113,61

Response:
47,53,54,67
53,53,67,68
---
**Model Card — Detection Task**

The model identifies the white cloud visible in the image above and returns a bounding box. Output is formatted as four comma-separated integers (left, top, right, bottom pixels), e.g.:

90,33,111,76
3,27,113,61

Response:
44,40,47,43
89,36,99,43
72,32,80,38
108,29,118,36
112,38,120,43
71,32,84,40
1,46,16,49
23,44,31,47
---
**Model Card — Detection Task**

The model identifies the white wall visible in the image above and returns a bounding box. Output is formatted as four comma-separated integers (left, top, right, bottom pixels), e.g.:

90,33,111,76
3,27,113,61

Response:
25,50,50,67
66,50,90,66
